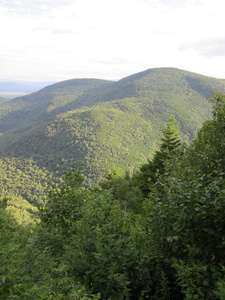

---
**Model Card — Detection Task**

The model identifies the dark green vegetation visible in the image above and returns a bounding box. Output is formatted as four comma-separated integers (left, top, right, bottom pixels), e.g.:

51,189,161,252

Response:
2,67,225,298
1,92,225,299
2,68,225,187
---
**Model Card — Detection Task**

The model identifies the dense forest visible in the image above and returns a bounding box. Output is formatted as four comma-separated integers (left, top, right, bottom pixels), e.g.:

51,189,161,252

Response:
1,92,225,299
2,68,225,187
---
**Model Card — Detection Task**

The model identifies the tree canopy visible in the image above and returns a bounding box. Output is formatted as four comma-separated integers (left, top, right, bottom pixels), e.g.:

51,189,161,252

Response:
135,116,184,197
1,93,225,299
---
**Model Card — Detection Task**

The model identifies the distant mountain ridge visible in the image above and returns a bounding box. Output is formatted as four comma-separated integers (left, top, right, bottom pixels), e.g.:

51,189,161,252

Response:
0,80,55,98
0,80,55,92
1,67,225,185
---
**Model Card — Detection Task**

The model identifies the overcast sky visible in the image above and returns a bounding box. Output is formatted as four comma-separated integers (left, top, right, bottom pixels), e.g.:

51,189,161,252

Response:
1,0,225,82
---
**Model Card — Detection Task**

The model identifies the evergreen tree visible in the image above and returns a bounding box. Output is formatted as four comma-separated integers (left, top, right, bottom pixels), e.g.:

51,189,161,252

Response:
142,94,225,299
136,116,184,197
187,92,225,177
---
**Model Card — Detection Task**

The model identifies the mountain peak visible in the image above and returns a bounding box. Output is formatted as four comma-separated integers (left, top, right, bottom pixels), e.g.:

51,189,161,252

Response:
1,68,225,184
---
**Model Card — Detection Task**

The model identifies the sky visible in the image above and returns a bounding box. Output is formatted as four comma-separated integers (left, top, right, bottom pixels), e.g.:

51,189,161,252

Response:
1,0,225,82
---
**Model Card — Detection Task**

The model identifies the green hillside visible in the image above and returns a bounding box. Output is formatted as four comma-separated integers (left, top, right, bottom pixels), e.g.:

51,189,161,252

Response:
0,78,112,133
1,67,225,185
2,92,225,299
0,157,57,205
0,96,10,103
0,157,61,223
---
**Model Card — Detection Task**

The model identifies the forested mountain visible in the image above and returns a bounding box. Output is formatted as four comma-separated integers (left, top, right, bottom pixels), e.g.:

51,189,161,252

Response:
2,66,225,298
1,92,225,299
1,67,225,187
0,67,224,184
0,96,10,103
0,157,61,223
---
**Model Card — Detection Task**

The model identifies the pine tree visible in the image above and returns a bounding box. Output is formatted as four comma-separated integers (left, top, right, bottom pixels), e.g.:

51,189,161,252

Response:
136,116,183,197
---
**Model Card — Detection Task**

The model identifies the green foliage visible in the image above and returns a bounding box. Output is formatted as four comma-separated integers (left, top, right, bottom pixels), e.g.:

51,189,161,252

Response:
1,68,224,185
36,167,151,299
214,267,225,300
5,195,38,225
0,157,60,224
135,116,184,196
173,260,221,300
141,167,225,298
141,94,225,299
187,92,225,176
2,90,225,298
0,157,57,206
0,196,101,299
38,167,86,240
0,197,32,298
100,169,144,213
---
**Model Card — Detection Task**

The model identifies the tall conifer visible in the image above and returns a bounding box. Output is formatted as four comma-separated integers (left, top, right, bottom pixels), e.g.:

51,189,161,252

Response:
136,116,183,197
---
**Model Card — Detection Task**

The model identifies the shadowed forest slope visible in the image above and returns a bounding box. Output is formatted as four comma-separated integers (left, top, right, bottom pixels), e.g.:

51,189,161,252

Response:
1,67,225,184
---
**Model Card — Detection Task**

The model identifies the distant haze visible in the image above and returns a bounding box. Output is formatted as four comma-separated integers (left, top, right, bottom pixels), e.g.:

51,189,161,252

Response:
0,81,55,98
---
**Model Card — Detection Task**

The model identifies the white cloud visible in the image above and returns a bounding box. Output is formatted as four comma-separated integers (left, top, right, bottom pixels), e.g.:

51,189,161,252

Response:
1,0,225,81
179,37,225,58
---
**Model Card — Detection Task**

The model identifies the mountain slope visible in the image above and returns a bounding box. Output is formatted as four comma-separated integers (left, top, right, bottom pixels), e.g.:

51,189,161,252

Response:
0,78,113,133
1,67,225,184
0,96,9,103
